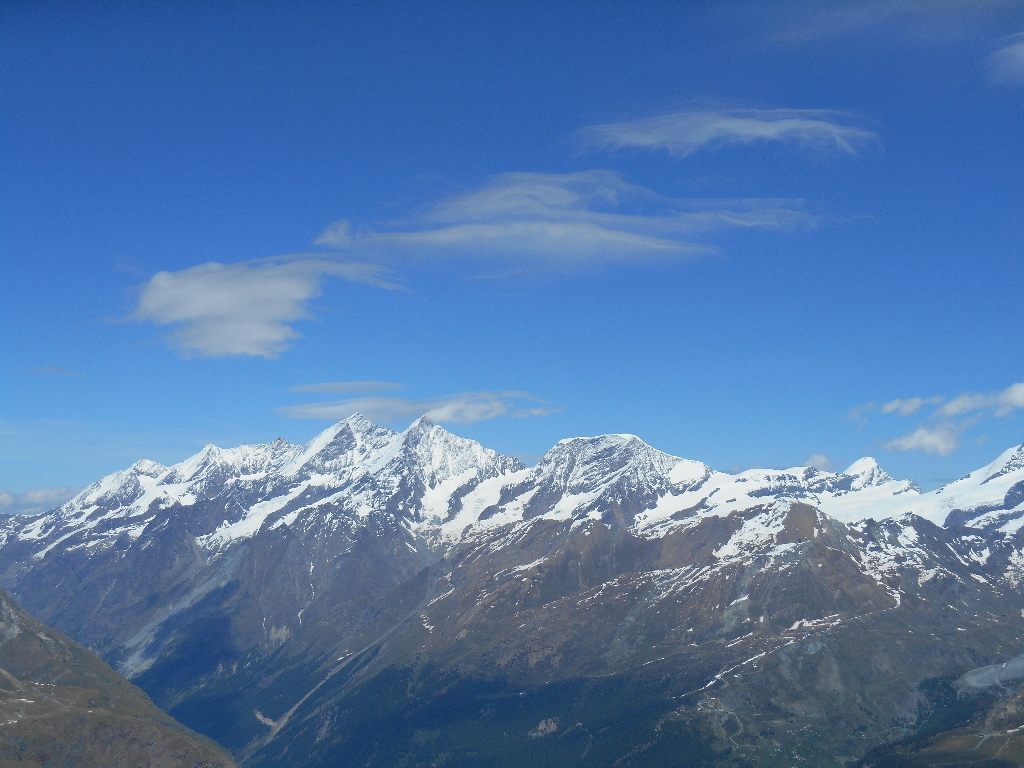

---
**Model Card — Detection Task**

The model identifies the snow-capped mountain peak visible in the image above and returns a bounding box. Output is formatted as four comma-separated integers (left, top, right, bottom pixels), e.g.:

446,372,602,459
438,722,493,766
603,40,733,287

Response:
8,418,1024,572
280,414,397,477
533,433,682,494
817,444,1024,529
842,457,894,490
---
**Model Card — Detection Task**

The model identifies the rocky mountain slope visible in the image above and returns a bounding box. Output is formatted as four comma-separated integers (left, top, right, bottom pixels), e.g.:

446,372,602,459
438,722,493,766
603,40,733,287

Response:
0,588,235,767
1,416,1023,766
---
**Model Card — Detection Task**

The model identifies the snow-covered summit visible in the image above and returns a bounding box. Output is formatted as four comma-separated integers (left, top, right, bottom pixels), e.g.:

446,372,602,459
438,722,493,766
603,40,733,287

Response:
843,457,894,490
6,419,1023,564
2,415,525,558
432,435,918,537
812,443,1024,529
534,434,688,497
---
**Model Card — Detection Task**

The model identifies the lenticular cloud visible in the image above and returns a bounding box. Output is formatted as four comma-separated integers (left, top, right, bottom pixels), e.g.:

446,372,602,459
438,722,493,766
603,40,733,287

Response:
132,257,393,358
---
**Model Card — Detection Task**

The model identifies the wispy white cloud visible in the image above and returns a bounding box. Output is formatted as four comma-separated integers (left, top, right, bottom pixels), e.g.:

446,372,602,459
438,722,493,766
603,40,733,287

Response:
880,395,944,416
131,256,396,358
860,381,1023,455
0,486,80,516
289,381,404,394
280,390,559,425
848,401,877,426
885,423,962,456
989,33,1024,85
767,1,1018,46
316,170,818,265
578,110,879,158
938,382,1024,418
804,453,835,471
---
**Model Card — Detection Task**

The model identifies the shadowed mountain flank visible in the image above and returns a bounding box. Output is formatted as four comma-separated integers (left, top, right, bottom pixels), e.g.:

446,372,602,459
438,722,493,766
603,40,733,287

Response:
0,589,235,767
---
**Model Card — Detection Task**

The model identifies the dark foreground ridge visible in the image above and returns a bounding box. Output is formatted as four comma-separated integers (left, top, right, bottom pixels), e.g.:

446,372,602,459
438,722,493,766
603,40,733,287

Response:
0,589,235,767
1,416,1024,766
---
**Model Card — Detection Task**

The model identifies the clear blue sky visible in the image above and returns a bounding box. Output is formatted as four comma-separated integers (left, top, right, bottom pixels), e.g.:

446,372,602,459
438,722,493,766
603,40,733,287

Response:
2,1,1022,511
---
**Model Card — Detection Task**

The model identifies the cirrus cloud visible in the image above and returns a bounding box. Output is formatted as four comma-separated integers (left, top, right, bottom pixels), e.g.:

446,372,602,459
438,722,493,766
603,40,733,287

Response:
989,32,1024,85
578,110,879,158
315,170,818,265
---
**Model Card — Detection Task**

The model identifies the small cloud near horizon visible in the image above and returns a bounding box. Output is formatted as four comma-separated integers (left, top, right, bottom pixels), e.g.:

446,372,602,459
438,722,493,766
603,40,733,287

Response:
855,381,1023,456
804,453,835,471
885,423,962,456
937,382,1024,418
0,486,81,516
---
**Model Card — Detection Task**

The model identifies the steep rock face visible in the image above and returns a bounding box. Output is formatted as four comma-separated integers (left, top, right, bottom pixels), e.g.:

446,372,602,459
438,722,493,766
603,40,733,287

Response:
2,420,1024,766
0,589,235,767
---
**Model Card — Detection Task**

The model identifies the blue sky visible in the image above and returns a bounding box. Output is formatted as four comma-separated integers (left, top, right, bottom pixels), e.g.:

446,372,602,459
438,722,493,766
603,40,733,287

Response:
2,1,1022,511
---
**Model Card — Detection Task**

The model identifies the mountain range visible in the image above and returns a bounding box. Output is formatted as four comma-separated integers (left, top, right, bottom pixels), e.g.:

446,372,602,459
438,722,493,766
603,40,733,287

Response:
2,415,1024,766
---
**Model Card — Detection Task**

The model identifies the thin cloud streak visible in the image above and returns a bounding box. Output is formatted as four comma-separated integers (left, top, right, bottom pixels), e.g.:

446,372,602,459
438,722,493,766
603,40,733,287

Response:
316,170,818,264
131,256,397,358
880,395,944,416
766,0,1018,45
579,110,879,158
281,391,560,425
289,381,405,394
989,33,1024,85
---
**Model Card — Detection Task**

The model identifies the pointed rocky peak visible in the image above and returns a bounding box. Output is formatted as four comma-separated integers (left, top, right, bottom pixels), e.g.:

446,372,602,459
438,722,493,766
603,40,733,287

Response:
281,414,396,475
174,443,223,478
343,412,388,438
391,416,523,485
64,461,151,511
400,415,437,445
843,457,894,490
